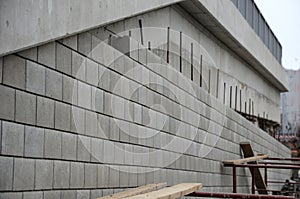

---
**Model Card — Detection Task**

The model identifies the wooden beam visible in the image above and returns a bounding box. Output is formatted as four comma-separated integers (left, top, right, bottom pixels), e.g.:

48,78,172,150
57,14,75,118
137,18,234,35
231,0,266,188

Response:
97,182,167,199
123,183,202,199
223,154,268,165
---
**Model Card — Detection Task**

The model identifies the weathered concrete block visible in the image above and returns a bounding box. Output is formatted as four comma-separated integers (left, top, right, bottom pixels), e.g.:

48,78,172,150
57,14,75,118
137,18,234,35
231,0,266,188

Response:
78,32,92,56
62,133,77,160
92,88,104,113
91,138,103,163
23,191,43,199
13,158,34,190
103,139,114,163
36,97,54,128
78,81,91,109
77,190,90,199
98,114,110,139
86,59,99,86
44,191,61,199
61,190,76,199
70,106,85,134
3,55,26,89
17,47,38,61
98,66,111,91
24,126,44,158
91,190,103,198
63,75,77,104
38,42,55,68
26,61,45,95
1,121,24,156
45,69,63,100
70,162,84,188
44,129,62,159
84,163,97,188
55,102,71,131
109,166,119,187
54,161,70,189
0,157,13,191
56,43,72,75
35,159,53,190
109,117,120,141
72,51,86,81
85,111,98,137
97,164,110,188
104,92,112,115
0,192,22,199
91,35,102,63
0,85,15,120
15,90,36,125
77,135,91,161
61,35,78,50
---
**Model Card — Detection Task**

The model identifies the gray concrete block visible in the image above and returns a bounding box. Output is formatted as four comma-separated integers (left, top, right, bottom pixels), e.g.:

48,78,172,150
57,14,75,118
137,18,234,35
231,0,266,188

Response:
18,47,37,61
70,106,85,134
72,51,86,81
63,75,77,104
70,162,84,188
55,102,71,131
97,164,109,188
98,114,110,139
109,166,119,187
103,139,114,164
78,81,91,109
85,110,98,137
3,55,26,89
104,92,112,115
62,133,77,160
44,129,62,159
0,157,13,191
0,192,22,199
24,126,44,158
77,190,90,199
36,96,55,128
23,191,43,199
0,85,15,120
77,135,91,161
45,69,63,100
61,35,77,50
92,88,104,113
78,32,92,56
91,138,103,163
35,159,53,190
26,61,46,95
91,190,103,198
1,121,24,156
109,117,120,141
13,158,34,190
44,191,61,199
54,161,70,189
38,42,56,68
61,190,76,199
91,35,102,63
56,43,72,75
15,90,36,125
86,59,99,86
0,57,2,83
98,66,111,91
84,163,97,188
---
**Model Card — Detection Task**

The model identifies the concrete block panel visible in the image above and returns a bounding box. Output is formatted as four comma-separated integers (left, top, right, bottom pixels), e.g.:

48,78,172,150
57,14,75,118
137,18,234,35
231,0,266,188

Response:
0,192,22,199
84,163,97,188
45,69,63,100
61,35,78,50
56,43,72,75
13,158,34,190
98,114,110,139
1,121,24,156
98,65,111,91
104,92,112,116
0,85,15,120
78,81,91,109
26,61,45,95
78,32,92,56
72,51,86,81
36,97,55,128
103,139,114,164
91,138,103,163
44,191,61,199
38,42,56,68
109,166,119,187
70,106,85,134
61,190,76,199
77,190,90,199
91,35,102,63
17,47,38,61
109,117,120,141
15,90,36,125
24,126,44,158
63,75,77,104
44,129,62,159
0,57,2,83
97,164,110,188
77,135,91,161
35,159,53,190
62,133,77,160
23,191,43,199
91,190,103,199
85,110,98,137
0,156,13,191
3,55,26,89
92,88,104,113
70,162,84,188
54,161,70,189
86,59,99,86
55,102,71,131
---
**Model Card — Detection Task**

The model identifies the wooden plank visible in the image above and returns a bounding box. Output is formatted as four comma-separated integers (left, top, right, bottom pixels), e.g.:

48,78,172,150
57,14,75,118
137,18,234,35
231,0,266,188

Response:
223,154,268,165
240,142,268,195
123,183,202,199
97,183,167,199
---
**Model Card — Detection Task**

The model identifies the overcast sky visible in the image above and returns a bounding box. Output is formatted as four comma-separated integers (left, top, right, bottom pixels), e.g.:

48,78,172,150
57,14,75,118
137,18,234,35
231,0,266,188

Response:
254,0,300,70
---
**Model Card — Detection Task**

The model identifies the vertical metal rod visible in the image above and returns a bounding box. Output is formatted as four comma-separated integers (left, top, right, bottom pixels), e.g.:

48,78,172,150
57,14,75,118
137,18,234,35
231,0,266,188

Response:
265,164,268,187
249,98,251,115
191,43,193,81
200,54,203,87
216,69,219,98
252,168,256,194
223,83,226,104
139,19,144,45
167,27,170,63
233,164,237,193
230,86,232,108
235,86,238,110
208,70,211,93
148,41,151,50
240,89,242,112
179,31,182,73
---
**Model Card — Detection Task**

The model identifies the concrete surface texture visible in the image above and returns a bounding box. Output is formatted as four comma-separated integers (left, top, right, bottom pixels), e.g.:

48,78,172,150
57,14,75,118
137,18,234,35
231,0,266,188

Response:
0,0,290,198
